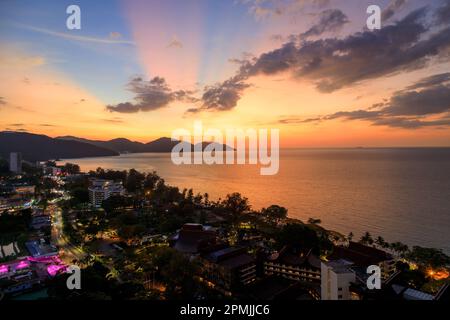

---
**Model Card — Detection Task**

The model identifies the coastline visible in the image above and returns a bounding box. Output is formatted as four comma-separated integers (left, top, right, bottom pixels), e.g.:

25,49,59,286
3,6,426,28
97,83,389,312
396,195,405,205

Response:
55,150,450,255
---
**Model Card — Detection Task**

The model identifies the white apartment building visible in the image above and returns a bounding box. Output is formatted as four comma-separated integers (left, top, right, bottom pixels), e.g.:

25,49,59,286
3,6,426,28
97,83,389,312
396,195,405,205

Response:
321,259,356,300
88,179,125,208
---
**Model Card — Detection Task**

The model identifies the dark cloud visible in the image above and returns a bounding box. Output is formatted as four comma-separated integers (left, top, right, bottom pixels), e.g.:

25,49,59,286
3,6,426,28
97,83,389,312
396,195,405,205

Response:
107,102,140,113
324,109,381,121
185,107,201,114
434,1,450,26
246,41,297,76
107,76,198,113
9,123,25,127
250,7,450,93
191,6,450,112
202,5,450,112
278,117,323,124
293,74,450,129
301,9,349,39
382,0,407,22
196,75,251,112
385,85,450,116
109,4,450,115
406,72,450,90
368,102,388,110
371,117,450,129
0,97,5,105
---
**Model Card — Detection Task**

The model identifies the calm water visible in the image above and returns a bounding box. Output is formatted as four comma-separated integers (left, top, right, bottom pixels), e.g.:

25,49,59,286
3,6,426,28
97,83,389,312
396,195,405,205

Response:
59,149,450,253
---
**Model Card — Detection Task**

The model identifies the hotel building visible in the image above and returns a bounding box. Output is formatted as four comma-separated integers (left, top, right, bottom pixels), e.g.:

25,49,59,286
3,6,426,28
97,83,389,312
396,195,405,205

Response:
321,259,356,300
88,179,125,208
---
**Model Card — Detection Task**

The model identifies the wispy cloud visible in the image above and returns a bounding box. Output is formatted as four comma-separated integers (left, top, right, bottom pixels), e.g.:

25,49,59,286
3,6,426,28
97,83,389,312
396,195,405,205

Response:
300,9,349,39
13,23,135,45
382,0,408,22
0,51,45,68
39,124,56,127
102,117,124,124
5,128,28,132
242,0,331,20
167,35,183,49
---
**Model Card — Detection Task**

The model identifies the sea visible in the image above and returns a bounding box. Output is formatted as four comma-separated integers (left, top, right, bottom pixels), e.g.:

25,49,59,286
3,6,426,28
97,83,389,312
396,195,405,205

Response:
58,148,450,254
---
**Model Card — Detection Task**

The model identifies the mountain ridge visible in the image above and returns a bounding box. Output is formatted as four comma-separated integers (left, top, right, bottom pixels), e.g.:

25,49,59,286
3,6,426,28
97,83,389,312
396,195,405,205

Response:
0,131,119,162
0,131,234,162
56,135,234,153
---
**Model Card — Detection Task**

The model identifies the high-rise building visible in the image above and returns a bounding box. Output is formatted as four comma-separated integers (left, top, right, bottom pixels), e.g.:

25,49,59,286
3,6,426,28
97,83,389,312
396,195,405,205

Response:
88,179,125,208
321,259,356,300
9,152,22,174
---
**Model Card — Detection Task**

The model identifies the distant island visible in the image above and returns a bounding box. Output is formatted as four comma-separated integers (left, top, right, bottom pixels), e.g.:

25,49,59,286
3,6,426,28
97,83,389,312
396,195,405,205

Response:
0,131,233,162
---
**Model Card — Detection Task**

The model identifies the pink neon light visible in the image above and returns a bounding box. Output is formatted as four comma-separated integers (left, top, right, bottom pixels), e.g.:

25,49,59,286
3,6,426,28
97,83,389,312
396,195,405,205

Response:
0,265,8,273
16,261,30,269
47,264,66,276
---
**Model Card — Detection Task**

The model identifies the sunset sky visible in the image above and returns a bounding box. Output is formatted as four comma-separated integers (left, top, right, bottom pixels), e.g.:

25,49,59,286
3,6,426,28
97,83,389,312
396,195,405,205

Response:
0,0,450,147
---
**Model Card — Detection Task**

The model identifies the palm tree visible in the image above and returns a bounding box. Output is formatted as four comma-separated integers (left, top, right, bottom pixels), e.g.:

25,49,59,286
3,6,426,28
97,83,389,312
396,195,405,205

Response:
203,193,209,207
193,193,203,206
375,236,386,248
390,241,409,257
347,232,354,241
360,232,374,245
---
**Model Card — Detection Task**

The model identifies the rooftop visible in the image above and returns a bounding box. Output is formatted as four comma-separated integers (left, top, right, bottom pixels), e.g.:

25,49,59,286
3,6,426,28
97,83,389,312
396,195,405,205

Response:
25,240,58,258
267,246,321,270
173,224,217,254
324,259,354,274
329,242,392,267
205,246,255,269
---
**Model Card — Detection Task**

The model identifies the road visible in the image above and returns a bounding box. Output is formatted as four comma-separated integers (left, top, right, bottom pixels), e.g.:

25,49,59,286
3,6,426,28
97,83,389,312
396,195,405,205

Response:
49,203,87,265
